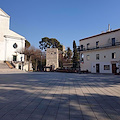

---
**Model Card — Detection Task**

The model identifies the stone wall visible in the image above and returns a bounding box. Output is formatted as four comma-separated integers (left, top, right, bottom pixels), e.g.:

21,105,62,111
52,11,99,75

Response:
46,48,59,70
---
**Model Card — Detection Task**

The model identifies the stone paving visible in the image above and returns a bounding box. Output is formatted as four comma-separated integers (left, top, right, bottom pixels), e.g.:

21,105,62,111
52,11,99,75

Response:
0,72,120,120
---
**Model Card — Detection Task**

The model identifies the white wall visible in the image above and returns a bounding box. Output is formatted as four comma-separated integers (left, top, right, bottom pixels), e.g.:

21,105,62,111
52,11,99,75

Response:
80,45,120,73
79,29,120,73
0,41,5,61
4,37,25,61
0,8,31,71
0,9,10,42
0,14,9,34
80,30,120,49
0,9,10,61
91,62,112,73
0,8,26,62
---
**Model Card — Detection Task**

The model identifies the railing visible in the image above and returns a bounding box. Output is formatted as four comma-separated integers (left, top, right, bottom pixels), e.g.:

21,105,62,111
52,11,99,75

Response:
80,42,120,51
5,61,14,69
11,61,16,68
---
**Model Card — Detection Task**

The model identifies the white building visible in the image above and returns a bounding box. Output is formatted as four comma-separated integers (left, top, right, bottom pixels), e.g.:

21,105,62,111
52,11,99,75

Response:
0,8,31,71
79,26,120,74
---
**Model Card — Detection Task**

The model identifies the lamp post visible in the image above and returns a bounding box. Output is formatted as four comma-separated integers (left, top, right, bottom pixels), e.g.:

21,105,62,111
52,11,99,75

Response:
21,56,23,70
41,53,42,71
77,46,81,74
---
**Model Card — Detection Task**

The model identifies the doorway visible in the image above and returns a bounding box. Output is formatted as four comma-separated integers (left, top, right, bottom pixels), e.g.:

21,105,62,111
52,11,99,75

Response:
112,64,116,73
19,65,21,70
96,64,100,73
13,55,17,61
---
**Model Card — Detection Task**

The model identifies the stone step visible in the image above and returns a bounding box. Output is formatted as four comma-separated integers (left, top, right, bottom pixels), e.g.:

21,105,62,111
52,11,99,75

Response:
0,63,9,69
0,69,26,73
6,61,14,69
0,62,26,73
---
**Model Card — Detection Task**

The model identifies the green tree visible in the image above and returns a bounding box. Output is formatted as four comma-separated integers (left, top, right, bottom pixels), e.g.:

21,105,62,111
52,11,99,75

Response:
67,47,72,60
73,40,79,69
65,47,72,62
39,37,63,51
25,40,30,48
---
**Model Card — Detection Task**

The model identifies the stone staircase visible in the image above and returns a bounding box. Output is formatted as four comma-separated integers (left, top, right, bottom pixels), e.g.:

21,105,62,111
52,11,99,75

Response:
0,62,9,69
0,62,26,73
6,61,14,69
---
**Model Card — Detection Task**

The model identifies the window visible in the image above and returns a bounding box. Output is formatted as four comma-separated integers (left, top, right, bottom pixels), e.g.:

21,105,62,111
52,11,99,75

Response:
104,56,106,58
112,52,116,59
19,65,21,69
104,65,110,70
96,41,99,48
81,45,83,51
21,57,23,62
87,43,90,50
112,38,115,46
86,55,90,61
13,55,17,61
81,53,84,62
13,43,18,49
96,54,99,60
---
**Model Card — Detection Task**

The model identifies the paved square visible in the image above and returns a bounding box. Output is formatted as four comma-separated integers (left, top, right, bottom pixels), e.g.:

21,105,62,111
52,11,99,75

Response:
0,72,120,120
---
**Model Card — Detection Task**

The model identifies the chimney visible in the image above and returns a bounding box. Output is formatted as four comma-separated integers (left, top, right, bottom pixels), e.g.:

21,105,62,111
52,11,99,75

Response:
108,24,110,31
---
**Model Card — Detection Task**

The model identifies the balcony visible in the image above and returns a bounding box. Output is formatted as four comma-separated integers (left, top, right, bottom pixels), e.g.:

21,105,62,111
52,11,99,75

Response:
79,42,120,51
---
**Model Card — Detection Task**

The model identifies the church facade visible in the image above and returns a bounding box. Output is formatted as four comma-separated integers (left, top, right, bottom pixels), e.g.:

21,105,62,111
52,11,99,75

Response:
0,8,31,71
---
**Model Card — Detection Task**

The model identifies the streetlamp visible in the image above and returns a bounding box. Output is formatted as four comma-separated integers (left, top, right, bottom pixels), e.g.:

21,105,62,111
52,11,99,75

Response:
21,56,24,70
41,53,42,71
77,46,81,74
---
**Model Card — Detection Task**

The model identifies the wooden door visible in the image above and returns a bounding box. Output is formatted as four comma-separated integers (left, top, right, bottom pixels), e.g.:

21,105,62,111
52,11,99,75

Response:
112,64,116,73
96,64,100,73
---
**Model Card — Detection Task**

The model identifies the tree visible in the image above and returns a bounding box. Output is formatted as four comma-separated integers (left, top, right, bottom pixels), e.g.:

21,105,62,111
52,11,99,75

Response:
23,46,35,71
25,40,30,48
67,47,72,60
17,40,45,71
64,47,72,62
23,47,45,71
31,48,42,71
39,37,63,51
72,40,79,69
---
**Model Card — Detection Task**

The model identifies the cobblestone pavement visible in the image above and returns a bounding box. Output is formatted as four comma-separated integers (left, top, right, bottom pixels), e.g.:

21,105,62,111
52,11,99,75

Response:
0,72,120,120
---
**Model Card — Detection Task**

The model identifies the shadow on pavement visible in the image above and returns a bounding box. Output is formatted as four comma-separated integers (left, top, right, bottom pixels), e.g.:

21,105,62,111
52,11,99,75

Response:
0,73,120,120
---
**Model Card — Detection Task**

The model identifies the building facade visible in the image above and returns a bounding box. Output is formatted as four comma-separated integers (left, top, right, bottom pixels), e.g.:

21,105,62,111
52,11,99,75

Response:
46,48,59,71
0,8,31,71
79,28,120,74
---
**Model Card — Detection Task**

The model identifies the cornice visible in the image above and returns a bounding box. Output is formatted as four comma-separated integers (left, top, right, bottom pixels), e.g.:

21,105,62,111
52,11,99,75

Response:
4,35,25,40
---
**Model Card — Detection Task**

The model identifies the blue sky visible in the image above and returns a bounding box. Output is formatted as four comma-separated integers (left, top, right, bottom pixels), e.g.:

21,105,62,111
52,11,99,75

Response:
1,0,120,50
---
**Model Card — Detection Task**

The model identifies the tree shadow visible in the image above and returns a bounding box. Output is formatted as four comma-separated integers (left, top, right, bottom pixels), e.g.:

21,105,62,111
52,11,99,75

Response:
0,73,120,120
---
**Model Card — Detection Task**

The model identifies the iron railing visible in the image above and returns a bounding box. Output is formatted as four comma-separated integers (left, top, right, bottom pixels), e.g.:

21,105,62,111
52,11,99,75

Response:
80,42,120,51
